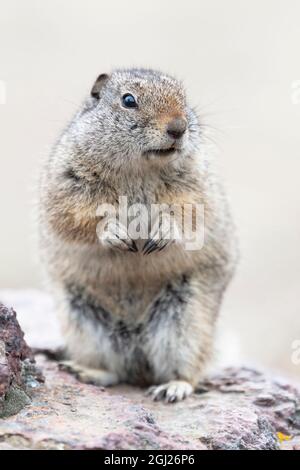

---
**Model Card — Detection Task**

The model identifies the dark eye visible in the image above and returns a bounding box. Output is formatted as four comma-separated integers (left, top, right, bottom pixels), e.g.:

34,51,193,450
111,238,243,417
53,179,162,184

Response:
122,93,138,108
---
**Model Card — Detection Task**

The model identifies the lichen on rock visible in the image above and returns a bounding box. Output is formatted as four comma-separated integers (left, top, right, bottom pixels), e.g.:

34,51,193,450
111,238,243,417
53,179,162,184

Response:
0,303,43,418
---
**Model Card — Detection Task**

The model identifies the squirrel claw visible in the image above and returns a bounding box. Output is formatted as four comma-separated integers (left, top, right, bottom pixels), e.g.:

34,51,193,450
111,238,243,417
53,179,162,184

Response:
143,238,173,255
120,237,138,252
143,239,158,255
131,240,138,252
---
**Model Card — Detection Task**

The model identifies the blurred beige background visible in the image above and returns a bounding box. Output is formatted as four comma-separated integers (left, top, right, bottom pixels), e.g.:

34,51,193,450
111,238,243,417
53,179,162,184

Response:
0,0,299,379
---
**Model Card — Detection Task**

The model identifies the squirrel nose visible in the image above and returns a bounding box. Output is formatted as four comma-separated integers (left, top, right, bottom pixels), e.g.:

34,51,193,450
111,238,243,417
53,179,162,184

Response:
166,117,187,139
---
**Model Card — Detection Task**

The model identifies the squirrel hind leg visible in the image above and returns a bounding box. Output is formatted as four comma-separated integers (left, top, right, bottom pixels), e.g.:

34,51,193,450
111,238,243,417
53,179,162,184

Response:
146,380,194,403
58,360,119,387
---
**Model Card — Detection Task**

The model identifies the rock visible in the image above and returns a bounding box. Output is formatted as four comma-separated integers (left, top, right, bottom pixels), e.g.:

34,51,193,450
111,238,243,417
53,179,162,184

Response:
0,303,43,418
0,290,299,450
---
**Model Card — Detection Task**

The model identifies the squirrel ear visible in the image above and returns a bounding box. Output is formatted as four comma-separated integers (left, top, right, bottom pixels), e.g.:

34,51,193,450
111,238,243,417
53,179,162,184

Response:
91,74,110,99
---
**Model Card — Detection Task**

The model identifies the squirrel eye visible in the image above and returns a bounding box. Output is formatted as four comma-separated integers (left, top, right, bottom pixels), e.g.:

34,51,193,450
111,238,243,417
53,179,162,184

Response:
122,93,138,108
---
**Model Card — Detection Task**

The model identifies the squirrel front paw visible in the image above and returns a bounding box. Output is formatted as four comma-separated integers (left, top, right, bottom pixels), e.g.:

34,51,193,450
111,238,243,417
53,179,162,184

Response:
98,218,138,253
143,213,181,255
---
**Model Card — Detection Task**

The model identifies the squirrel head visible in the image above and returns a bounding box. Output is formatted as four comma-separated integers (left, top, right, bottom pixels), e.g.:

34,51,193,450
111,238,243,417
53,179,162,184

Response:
69,69,201,172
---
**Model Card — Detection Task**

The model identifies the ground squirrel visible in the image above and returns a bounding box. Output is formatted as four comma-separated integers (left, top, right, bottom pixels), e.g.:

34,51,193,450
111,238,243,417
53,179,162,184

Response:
39,68,237,402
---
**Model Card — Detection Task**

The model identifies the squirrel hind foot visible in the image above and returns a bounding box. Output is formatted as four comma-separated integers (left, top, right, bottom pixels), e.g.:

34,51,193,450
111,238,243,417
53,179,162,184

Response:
146,380,194,403
58,360,119,387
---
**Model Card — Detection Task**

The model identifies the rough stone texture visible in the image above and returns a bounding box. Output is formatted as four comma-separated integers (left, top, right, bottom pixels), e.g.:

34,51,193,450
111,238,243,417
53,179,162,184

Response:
0,290,299,450
0,303,43,418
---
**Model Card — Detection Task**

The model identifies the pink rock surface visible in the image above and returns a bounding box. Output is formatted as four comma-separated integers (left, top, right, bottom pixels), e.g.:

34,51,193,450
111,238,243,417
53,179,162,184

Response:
0,290,299,450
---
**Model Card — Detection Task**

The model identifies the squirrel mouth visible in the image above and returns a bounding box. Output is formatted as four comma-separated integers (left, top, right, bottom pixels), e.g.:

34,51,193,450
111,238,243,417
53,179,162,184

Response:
143,147,177,157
